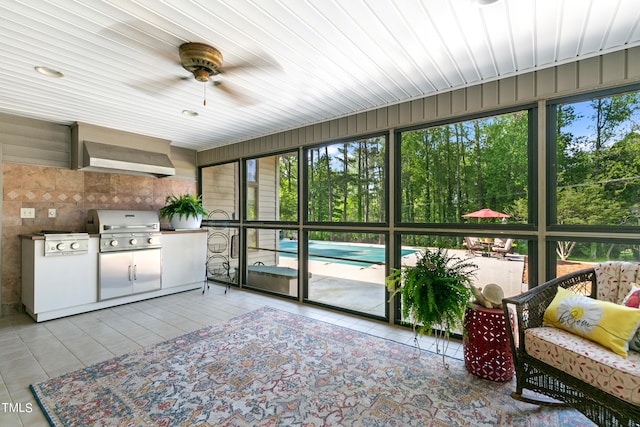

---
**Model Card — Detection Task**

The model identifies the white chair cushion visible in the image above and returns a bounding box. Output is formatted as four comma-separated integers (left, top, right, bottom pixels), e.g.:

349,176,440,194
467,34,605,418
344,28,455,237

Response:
525,327,640,405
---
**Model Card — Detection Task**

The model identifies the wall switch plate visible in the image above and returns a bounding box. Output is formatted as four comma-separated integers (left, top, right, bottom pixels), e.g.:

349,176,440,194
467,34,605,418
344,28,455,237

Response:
48,208,56,218
20,208,35,219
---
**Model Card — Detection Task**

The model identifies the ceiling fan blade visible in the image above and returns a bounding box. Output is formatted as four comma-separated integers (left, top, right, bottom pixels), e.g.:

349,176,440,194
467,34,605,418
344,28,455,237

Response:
128,76,189,96
212,81,254,106
220,52,281,74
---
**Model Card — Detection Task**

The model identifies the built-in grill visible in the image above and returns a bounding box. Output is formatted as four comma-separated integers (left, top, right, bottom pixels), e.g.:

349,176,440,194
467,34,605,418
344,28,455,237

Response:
86,210,162,301
87,210,161,252
38,231,89,256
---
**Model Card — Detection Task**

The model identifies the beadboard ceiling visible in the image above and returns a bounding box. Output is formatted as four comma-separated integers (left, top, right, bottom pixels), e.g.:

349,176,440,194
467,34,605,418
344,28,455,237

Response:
1,0,639,152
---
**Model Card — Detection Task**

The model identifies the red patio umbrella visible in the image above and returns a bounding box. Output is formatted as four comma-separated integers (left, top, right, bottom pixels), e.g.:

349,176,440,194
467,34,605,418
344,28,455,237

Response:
462,208,510,218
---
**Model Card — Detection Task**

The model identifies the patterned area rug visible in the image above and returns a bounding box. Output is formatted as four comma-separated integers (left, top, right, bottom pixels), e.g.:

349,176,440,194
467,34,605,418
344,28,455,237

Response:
31,306,594,426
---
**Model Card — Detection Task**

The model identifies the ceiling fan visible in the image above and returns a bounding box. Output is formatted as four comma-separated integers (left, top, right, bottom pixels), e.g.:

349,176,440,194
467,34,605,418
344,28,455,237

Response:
177,42,271,106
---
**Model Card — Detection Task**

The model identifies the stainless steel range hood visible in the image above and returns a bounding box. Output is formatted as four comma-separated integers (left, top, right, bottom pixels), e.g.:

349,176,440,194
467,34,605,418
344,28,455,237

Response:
71,122,175,178
82,141,175,178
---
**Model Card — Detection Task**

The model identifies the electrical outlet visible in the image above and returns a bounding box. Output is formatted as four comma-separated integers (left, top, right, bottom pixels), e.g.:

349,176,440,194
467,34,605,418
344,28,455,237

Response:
48,208,56,218
20,208,35,219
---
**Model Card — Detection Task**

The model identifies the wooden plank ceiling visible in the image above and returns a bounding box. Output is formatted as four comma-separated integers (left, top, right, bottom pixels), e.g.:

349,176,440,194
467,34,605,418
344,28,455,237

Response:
0,0,639,151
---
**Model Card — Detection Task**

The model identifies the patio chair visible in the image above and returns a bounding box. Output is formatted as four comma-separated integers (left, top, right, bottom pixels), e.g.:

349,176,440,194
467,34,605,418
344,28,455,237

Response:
492,238,514,258
464,236,485,256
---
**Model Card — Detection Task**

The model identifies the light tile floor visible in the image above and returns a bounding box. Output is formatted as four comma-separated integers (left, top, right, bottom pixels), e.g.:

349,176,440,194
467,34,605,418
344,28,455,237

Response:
0,283,463,426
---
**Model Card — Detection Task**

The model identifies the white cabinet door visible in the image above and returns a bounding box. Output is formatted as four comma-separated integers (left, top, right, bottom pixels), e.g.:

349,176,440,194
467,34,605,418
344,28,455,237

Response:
26,239,98,313
132,249,161,294
161,232,207,288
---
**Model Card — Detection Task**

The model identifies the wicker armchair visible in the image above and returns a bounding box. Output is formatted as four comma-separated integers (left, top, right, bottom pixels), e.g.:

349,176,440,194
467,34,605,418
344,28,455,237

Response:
502,266,640,427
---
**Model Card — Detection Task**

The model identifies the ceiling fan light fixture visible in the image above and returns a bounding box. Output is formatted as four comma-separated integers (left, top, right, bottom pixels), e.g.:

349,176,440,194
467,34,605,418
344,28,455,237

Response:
34,66,64,78
179,42,223,82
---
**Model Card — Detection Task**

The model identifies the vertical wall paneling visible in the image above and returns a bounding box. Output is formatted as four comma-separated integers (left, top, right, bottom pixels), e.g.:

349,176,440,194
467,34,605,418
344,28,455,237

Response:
398,103,411,125
499,76,518,105
387,104,400,127
436,92,452,118
366,110,377,133
482,81,499,108
517,72,536,101
329,120,339,139
628,47,640,79
410,99,424,122
536,68,556,97
321,121,331,140
423,96,438,122
313,124,323,142
356,112,367,133
556,63,578,93
376,107,388,129
451,89,466,114
602,50,626,84
578,56,602,88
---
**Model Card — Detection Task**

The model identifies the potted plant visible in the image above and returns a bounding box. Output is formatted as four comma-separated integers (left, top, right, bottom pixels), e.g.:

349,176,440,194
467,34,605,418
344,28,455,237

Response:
386,247,477,366
159,193,208,229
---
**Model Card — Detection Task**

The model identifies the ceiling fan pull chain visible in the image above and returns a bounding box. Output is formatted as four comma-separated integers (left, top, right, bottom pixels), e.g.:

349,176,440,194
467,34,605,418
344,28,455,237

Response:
203,83,207,107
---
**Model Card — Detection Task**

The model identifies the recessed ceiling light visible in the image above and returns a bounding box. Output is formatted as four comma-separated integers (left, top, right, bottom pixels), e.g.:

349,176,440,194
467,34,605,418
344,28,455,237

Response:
34,66,64,78
182,110,199,117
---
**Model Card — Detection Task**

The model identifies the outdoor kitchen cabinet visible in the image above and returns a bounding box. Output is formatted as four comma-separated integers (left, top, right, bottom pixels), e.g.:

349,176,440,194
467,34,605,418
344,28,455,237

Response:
22,236,99,317
161,230,207,288
99,249,161,300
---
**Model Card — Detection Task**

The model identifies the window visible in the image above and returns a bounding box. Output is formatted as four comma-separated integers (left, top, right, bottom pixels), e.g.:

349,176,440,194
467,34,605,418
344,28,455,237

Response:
246,152,298,222
306,136,386,223
201,161,239,220
305,231,387,317
553,91,640,227
399,111,530,224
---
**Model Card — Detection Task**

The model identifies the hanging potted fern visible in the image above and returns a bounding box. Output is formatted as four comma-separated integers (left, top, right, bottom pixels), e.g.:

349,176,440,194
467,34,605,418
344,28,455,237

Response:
159,193,208,230
386,247,477,366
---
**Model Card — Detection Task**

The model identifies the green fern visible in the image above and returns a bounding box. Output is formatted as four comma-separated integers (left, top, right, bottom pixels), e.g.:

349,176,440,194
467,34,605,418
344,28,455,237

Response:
387,247,477,337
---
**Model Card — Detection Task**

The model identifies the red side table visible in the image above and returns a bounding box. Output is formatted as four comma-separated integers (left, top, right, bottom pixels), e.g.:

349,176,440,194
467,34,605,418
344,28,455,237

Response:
463,303,514,382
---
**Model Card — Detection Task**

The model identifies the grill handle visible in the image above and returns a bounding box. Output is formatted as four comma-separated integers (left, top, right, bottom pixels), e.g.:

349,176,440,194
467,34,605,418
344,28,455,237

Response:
104,224,158,230
128,265,132,281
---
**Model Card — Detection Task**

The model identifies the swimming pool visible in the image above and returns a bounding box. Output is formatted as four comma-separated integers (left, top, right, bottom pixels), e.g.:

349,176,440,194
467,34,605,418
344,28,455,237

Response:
278,240,417,267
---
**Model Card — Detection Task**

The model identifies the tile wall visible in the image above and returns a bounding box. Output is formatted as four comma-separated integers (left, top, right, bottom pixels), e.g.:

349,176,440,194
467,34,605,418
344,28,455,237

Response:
1,163,197,314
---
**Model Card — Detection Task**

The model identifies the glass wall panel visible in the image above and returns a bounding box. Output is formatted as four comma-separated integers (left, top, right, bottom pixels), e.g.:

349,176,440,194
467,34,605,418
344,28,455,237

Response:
305,231,387,317
244,227,299,297
201,161,239,221
553,91,640,227
307,136,385,223
398,234,530,304
246,152,298,222
206,227,239,286
201,162,239,287
399,111,529,224
552,239,640,278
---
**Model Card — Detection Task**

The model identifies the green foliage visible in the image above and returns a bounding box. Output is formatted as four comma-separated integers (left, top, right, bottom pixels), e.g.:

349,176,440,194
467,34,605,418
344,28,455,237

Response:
386,248,477,337
399,111,529,224
159,193,208,222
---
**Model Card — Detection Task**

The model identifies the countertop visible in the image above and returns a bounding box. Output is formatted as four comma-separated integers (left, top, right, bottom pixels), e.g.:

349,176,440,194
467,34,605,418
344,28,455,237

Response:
21,229,207,240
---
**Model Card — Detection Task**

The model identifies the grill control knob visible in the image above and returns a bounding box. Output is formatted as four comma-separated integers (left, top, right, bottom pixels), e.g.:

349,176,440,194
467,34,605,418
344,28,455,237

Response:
56,242,66,251
70,242,80,250
148,237,157,245
130,239,138,245
110,240,118,247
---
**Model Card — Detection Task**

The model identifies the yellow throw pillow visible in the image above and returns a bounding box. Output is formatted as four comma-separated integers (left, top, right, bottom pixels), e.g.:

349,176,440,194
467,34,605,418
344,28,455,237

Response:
543,287,640,357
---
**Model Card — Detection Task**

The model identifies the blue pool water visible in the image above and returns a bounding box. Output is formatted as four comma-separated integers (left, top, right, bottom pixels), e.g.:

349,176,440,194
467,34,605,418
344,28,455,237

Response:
278,240,416,267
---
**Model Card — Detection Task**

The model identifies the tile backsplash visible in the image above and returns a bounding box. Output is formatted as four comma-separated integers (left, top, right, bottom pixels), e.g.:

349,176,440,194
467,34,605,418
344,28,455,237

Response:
1,163,197,315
